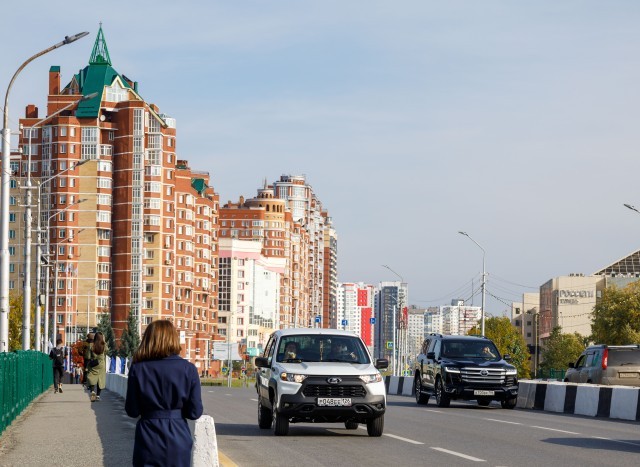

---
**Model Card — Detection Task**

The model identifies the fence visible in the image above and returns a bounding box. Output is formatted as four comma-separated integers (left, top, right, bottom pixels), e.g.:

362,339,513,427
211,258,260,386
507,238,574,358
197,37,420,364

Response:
537,368,566,381
0,351,52,435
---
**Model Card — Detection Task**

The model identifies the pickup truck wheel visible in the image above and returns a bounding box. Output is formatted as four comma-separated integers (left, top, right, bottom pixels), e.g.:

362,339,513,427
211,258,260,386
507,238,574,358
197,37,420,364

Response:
258,398,272,429
435,378,450,408
272,400,289,436
415,376,429,405
477,398,491,407
366,415,384,437
501,397,517,409
345,421,359,430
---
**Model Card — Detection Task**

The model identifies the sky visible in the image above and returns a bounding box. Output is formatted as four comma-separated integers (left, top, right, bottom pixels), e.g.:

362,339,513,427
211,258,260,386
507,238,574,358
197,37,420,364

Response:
4,1,640,317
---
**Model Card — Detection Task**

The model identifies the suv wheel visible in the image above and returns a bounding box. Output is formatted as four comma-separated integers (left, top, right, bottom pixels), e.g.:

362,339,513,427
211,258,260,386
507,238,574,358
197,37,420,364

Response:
345,421,359,430
435,378,450,408
477,398,491,407
366,415,384,437
415,375,429,405
258,398,272,429
501,397,517,409
272,399,289,436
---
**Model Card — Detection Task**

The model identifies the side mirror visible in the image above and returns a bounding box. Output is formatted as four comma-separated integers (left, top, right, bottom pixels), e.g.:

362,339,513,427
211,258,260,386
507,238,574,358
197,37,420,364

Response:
375,358,389,370
426,352,435,360
255,357,269,368
568,362,575,368
503,354,511,361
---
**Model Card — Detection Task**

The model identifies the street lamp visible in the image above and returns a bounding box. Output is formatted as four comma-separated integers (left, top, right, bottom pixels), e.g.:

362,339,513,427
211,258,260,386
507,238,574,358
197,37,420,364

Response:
382,265,405,377
458,231,486,336
21,93,97,350
1,31,89,353
43,198,87,349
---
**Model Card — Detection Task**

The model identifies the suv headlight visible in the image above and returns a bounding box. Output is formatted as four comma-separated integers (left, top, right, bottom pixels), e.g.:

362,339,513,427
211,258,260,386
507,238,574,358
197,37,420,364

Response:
280,372,307,383
505,368,517,376
444,366,460,373
359,374,383,384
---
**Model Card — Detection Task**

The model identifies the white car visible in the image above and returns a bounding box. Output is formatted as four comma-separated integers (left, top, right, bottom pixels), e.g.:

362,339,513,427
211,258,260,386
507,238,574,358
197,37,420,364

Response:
255,328,388,436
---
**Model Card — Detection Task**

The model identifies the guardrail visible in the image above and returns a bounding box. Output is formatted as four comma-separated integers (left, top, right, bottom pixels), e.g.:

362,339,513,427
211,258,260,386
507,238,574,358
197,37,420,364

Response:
0,350,53,435
106,373,220,466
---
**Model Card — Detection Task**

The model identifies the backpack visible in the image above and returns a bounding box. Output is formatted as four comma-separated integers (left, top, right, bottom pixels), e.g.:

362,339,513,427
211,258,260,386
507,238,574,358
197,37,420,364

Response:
51,347,65,367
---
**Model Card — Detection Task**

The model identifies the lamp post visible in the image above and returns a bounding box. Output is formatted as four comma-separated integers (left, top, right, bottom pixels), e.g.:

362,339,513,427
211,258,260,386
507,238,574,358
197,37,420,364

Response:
21,94,96,350
34,160,90,351
458,231,486,336
382,265,404,376
43,198,86,348
0,31,89,353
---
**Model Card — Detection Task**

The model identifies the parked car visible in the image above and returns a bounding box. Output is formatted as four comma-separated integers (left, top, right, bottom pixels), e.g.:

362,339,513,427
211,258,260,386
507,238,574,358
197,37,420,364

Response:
413,334,519,408
254,328,388,436
565,344,640,386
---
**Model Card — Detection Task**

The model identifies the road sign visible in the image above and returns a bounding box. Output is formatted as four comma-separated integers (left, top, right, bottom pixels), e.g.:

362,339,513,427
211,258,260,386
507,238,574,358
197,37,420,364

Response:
315,316,321,323
386,341,393,350
222,367,228,374
370,317,376,324
341,319,348,326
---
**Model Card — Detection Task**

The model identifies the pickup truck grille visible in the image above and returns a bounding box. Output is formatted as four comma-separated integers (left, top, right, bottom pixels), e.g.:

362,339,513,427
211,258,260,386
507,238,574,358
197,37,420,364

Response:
303,385,366,398
460,368,506,384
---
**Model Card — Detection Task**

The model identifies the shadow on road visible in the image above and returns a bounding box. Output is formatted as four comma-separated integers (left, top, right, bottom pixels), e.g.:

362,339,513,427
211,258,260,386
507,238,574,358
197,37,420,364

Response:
543,437,640,454
215,422,369,438
89,389,136,467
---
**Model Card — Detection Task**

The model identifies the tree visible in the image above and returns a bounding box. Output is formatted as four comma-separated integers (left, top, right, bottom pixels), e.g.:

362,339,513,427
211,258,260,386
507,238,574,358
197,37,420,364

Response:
96,312,118,357
540,326,585,372
468,316,531,379
592,281,640,345
118,311,141,358
8,293,23,351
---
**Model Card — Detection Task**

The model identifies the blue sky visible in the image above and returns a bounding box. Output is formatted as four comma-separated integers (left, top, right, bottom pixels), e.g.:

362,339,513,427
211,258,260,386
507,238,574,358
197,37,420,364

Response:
5,1,640,315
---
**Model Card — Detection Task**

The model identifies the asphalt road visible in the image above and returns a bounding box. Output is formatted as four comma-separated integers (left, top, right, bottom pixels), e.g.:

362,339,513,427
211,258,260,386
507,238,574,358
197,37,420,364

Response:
203,387,640,467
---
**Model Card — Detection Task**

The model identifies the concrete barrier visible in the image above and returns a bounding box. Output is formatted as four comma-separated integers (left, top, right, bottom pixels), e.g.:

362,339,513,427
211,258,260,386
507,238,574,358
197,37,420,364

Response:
385,376,414,396
105,373,219,463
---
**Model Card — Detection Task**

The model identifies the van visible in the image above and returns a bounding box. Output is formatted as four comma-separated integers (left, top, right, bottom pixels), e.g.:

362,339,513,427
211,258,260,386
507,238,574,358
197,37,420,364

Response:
565,345,640,386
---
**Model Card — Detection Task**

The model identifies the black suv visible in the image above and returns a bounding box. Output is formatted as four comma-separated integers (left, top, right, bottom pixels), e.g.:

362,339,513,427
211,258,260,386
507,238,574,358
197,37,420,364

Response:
413,334,518,408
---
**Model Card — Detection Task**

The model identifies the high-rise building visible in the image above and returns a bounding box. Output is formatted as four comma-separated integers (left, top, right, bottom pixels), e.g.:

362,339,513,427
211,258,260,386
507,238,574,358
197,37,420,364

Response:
374,281,408,360
336,282,374,350
10,28,219,369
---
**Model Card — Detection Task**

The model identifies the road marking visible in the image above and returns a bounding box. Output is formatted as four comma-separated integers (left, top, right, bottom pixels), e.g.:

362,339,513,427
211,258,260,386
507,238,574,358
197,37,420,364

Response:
593,436,640,447
431,447,485,462
484,418,521,425
423,409,444,413
250,398,258,402
225,393,233,396
355,427,423,444
531,426,579,435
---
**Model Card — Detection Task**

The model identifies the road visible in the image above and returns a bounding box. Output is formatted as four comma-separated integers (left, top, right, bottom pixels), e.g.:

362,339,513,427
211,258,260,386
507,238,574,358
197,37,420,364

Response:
203,387,640,467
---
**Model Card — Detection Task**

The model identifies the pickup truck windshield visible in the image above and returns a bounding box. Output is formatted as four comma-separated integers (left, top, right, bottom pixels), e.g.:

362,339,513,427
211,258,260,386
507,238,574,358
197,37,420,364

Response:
276,334,370,364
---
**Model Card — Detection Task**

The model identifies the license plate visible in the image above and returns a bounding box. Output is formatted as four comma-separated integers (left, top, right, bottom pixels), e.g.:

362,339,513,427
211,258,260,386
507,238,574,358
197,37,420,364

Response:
317,397,352,407
474,390,495,396
619,373,638,378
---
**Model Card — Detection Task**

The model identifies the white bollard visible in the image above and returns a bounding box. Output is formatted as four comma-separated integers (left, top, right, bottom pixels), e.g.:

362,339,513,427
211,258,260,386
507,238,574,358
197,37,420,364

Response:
192,415,219,467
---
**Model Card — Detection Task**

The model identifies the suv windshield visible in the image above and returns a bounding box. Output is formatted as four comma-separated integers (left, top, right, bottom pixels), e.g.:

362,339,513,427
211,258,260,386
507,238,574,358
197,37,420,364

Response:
276,334,370,364
609,348,640,366
441,340,501,362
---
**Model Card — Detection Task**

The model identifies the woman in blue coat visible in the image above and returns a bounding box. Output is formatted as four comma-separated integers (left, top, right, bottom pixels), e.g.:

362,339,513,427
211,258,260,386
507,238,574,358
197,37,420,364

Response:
125,320,203,467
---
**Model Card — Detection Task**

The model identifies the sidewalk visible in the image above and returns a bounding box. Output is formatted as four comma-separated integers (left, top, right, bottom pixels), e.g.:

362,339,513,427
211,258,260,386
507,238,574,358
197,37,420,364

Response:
0,383,135,467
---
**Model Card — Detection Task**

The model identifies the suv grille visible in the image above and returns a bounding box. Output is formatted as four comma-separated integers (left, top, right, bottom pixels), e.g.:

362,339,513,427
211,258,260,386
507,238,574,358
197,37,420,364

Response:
460,368,506,384
303,385,366,398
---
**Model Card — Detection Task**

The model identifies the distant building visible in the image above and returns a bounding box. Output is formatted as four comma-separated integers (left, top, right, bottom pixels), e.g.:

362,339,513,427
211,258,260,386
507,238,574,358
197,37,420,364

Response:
441,300,481,336
374,282,408,359
336,282,374,351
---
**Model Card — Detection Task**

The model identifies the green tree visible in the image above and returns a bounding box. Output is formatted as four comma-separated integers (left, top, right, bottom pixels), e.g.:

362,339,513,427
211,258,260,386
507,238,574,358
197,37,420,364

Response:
468,316,531,379
540,326,585,372
8,293,23,351
592,281,640,345
118,311,141,358
96,312,118,357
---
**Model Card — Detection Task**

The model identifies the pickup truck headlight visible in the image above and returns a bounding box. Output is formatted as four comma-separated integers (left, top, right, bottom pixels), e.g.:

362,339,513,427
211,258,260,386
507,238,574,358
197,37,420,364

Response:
505,368,517,376
359,374,383,384
444,366,460,373
280,372,307,383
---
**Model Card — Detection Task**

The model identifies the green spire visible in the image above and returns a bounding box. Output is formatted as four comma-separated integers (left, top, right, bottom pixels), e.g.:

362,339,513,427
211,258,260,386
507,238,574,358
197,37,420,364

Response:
89,24,111,66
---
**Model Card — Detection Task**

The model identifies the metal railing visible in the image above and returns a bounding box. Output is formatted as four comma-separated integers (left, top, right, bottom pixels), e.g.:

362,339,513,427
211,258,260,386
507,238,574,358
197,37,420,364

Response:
0,351,52,434
537,368,566,381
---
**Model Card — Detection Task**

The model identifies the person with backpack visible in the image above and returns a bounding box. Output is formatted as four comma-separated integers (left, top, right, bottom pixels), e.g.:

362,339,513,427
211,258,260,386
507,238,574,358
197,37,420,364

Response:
49,338,66,393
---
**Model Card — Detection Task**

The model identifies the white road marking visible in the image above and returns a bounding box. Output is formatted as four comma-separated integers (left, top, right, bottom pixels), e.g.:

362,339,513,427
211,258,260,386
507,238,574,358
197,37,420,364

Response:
593,436,640,447
424,409,444,413
250,398,258,402
225,393,233,396
431,447,485,462
484,418,521,425
356,427,424,444
531,426,579,435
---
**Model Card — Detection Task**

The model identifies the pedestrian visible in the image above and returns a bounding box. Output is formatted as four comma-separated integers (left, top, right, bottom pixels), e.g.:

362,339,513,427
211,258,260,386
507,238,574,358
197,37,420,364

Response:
83,333,94,389
84,331,107,402
48,338,66,393
74,365,83,384
125,320,203,467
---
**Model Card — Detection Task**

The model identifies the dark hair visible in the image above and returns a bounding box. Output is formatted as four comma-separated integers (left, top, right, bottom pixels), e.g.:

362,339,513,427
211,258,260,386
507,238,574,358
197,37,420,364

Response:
87,332,95,343
133,320,181,363
56,338,63,345
93,332,106,355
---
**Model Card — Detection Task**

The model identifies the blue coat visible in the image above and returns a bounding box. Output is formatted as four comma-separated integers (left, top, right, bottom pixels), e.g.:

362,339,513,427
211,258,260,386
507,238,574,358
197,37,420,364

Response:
125,355,203,467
